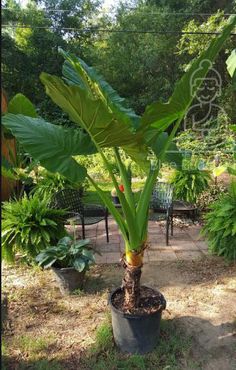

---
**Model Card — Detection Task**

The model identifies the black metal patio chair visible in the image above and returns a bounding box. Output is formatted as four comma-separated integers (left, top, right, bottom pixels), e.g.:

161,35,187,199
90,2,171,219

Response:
50,189,109,242
149,182,174,246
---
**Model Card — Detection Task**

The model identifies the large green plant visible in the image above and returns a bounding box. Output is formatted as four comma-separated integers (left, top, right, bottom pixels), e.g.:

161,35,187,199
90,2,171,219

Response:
2,16,235,310
1,194,67,263
2,93,39,198
170,167,212,204
202,181,236,260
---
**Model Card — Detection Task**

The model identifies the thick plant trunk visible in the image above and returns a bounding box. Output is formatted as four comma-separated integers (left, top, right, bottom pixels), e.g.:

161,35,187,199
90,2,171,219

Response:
121,247,146,310
122,261,142,309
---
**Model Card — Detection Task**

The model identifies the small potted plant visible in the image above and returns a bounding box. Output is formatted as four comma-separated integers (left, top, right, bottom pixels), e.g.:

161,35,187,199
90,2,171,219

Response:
35,236,96,295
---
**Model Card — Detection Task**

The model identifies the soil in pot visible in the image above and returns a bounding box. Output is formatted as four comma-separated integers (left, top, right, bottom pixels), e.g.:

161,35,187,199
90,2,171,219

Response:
52,267,86,295
109,286,166,354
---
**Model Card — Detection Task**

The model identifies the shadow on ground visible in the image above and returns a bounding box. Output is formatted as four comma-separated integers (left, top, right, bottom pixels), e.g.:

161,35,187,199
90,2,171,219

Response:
3,316,236,370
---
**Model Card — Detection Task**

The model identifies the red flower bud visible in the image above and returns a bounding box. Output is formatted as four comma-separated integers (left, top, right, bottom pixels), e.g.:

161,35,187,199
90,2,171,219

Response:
119,184,124,192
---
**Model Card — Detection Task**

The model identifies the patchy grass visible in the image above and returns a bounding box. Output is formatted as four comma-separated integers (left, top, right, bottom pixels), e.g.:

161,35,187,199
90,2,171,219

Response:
81,317,195,370
15,333,56,355
2,332,59,369
93,317,113,352
2,259,235,369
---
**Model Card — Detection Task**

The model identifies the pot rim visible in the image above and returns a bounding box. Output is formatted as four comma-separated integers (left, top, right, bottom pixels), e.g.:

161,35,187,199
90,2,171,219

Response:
108,285,166,319
51,266,84,273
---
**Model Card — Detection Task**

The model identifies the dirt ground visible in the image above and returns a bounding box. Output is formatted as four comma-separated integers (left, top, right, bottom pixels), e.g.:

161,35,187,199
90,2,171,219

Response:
142,259,236,370
2,256,236,370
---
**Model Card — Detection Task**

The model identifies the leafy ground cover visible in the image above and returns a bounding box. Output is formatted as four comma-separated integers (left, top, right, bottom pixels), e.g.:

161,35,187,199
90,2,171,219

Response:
2,256,236,370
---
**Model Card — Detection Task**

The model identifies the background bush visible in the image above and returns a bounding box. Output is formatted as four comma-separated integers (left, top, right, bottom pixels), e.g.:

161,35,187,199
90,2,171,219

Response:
2,194,67,263
170,165,212,204
32,168,88,201
196,183,228,211
202,181,236,261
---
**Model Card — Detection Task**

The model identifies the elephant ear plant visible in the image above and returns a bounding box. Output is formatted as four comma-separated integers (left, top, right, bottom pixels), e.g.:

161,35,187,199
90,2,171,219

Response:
3,16,235,353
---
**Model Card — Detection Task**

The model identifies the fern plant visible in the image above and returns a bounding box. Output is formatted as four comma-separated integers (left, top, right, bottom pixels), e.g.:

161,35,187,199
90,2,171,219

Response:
1,194,67,263
202,182,236,261
170,167,211,204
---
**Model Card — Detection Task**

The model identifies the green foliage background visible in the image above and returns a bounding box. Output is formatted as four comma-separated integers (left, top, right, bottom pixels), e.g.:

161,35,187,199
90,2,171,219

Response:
2,0,236,176
2,0,235,118
202,181,236,260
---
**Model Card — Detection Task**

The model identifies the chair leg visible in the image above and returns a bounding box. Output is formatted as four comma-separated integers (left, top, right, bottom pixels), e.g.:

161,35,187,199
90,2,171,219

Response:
82,219,85,239
105,215,109,243
166,218,169,246
171,214,174,236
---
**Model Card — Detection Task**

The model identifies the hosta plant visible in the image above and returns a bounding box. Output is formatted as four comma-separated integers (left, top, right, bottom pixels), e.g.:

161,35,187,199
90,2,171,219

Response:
2,16,235,310
202,181,236,261
35,236,95,272
1,194,67,263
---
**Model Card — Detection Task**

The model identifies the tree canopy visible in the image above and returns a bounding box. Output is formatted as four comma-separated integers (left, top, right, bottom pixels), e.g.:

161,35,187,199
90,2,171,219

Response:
2,0,235,122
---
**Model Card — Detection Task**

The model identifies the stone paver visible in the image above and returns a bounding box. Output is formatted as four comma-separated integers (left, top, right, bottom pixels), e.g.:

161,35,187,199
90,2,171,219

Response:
175,250,204,260
70,217,209,264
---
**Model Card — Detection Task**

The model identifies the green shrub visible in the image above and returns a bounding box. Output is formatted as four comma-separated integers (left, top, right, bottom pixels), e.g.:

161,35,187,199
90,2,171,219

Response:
1,194,67,263
77,148,145,182
202,182,236,261
32,169,88,200
170,167,212,204
196,183,228,211
176,123,235,163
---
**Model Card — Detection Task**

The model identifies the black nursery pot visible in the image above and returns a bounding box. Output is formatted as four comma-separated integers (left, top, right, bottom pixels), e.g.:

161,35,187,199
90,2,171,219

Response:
52,267,85,295
109,287,166,354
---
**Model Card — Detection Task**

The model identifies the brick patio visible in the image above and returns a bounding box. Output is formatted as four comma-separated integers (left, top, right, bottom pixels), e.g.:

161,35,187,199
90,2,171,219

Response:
69,217,208,264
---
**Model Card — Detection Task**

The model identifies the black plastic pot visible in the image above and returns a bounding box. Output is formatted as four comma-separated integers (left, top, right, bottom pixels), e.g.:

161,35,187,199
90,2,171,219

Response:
109,286,166,354
52,267,85,295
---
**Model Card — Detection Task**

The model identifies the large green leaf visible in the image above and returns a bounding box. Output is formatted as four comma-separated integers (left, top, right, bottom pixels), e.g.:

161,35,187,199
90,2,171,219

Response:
226,49,236,90
1,155,17,180
40,72,150,171
3,93,38,139
40,73,139,147
226,49,236,78
60,48,141,130
145,130,183,168
2,114,97,182
8,93,38,117
142,15,236,130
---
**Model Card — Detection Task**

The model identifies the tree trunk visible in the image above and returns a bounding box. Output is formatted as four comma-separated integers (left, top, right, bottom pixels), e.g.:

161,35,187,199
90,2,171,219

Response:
122,248,145,310
122,262,142,310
